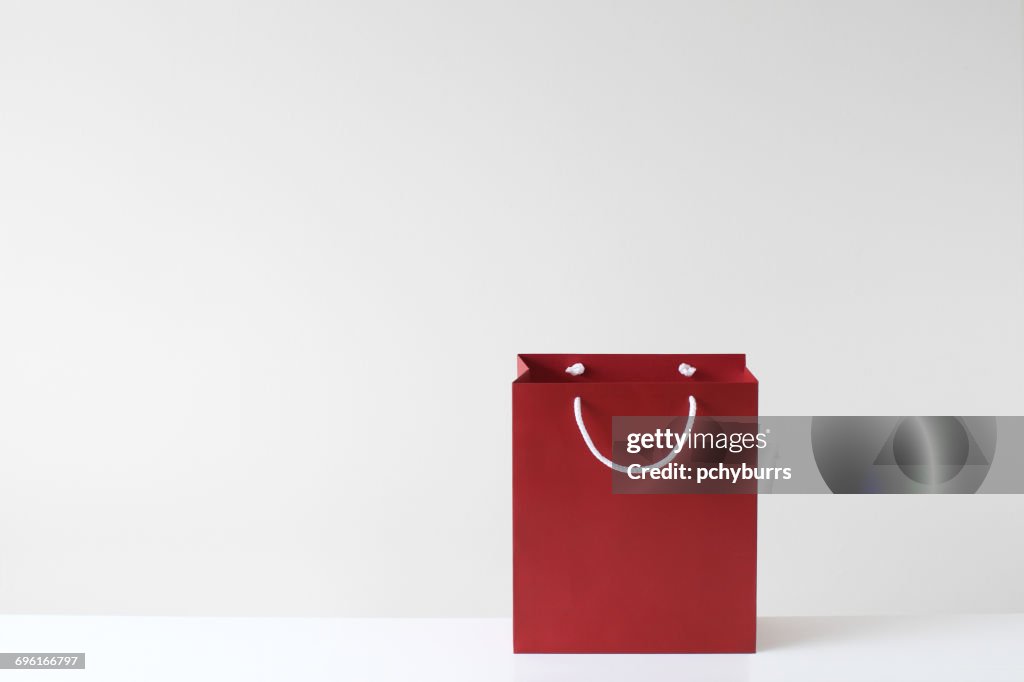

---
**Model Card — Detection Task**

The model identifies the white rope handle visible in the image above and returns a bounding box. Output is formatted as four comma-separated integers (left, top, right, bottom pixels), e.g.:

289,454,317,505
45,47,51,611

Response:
573,394,698,473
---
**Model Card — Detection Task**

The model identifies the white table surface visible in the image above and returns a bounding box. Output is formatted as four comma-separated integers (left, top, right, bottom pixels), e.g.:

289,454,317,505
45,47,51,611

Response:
0,614,1021,681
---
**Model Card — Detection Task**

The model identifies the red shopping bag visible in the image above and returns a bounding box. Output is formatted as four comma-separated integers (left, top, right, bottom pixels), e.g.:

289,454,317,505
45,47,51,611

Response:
513,354,758,653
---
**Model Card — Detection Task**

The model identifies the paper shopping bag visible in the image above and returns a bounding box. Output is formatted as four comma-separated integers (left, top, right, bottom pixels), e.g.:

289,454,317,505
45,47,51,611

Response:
513,354,758,653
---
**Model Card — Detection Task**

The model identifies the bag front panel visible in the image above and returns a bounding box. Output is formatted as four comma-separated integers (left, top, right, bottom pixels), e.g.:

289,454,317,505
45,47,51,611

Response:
513,377,757,653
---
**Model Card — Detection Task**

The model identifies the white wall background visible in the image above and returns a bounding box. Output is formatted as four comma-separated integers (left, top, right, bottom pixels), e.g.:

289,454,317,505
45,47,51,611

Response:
1,1,1021,617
